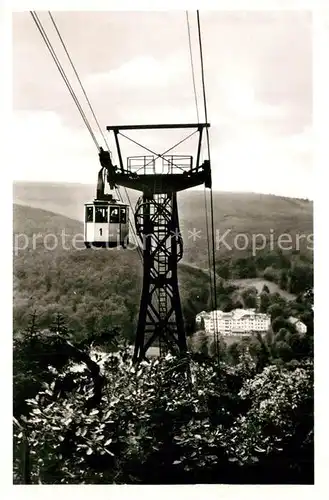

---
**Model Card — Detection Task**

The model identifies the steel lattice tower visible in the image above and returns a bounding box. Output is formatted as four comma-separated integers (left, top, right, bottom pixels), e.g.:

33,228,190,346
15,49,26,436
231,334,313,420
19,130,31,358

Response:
99,123,211,361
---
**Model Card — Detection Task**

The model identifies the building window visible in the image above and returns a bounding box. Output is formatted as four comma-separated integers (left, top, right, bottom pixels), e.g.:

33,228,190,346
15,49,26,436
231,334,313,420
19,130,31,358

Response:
95,207,108,223
85,206,93,223
110,207,120,223
120,207,127,224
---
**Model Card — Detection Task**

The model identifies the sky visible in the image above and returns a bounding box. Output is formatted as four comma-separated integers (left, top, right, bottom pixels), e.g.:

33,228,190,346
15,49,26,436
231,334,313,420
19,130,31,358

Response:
12,10,313,198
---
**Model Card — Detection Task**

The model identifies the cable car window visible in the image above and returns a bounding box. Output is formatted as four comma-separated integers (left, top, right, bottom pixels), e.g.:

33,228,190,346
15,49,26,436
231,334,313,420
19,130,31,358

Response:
95,207,108,223
110,207,120,223
120,207,127,223
85,206,93,223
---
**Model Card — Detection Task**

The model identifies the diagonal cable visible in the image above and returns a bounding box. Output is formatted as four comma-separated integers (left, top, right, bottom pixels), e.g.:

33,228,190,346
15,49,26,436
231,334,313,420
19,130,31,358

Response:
196,10,219,362
186,11,200,123
48,11,112,155
30,11,100,151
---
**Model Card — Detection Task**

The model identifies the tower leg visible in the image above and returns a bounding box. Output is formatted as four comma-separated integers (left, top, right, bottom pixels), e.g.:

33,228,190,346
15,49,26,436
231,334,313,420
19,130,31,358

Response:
133,196,151,362
133,192,187,360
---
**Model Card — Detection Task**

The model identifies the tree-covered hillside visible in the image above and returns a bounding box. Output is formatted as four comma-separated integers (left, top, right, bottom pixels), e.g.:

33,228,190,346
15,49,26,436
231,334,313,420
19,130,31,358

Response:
13,204,213,339
13,203,85,244
13,182,313,265
13,198,313,340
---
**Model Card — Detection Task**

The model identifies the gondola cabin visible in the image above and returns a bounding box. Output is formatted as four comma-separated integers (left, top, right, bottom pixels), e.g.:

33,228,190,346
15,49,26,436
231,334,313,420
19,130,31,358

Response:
84,197,129,248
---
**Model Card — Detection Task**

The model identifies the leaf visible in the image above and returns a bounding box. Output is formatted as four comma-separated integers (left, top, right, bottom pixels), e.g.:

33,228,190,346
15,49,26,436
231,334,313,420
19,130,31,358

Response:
104,448,114,456
103,410,112,421
86,448,93,455
255,446,266,453
173,460,181,465
104,438,112,446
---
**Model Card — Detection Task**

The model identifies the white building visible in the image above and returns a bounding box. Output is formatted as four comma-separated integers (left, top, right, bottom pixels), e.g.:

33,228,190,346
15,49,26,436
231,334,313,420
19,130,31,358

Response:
196,309,271,336
288,317,307,334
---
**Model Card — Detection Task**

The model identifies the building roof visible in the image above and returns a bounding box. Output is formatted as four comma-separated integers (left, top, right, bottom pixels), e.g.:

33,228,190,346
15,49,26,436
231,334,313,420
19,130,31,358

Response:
196,311,208,319
199,309,270,321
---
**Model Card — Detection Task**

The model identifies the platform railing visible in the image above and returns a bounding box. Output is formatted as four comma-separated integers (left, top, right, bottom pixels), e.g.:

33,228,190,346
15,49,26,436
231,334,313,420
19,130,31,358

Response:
127,156,155,174
127,155,193,175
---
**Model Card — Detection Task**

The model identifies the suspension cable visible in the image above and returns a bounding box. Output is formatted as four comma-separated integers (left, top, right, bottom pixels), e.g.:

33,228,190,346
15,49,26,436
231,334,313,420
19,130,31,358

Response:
186,11,200,123
115,185,143,258
48,11,112,155
30,11,100,152
196,10,219,361
34,11,142,261
203,186,214,314
185,12,214,339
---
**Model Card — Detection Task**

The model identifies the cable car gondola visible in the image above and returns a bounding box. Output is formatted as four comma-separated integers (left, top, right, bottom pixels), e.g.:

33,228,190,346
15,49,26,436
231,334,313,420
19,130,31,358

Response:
84,195,129,249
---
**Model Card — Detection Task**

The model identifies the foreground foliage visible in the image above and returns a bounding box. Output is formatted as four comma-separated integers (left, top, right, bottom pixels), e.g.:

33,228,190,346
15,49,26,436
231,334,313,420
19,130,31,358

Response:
13,343,313,485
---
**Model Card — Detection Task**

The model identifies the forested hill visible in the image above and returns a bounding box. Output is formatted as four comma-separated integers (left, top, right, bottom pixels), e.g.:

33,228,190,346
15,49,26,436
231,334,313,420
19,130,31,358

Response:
13,181,313,265
13,196,313,339
13,181,313,225
13,178,314,335
13,203,212,337
13,203,84,240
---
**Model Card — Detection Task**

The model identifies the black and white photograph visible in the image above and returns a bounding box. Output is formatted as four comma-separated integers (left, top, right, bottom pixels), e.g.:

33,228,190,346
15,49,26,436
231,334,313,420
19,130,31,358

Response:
9,4,315,488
